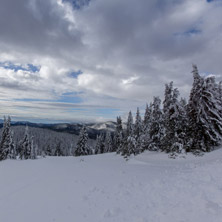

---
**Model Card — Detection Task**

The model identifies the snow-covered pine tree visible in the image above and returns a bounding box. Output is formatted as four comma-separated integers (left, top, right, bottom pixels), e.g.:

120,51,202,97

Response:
162,82,174,152
45,144,52,156
187,65,222,152
219,81,222,105
54,142,64,156
179,97,189,150
217,81,222,123
30,136,37,159
143,103,152,133
114,116,123,153
134,107,143,154
148,97,164,151
162,83,187,155
163,81,173,114
0,116,14,160
141,103,152,151
126,111,134,136
202,76,222,146
126,135,137,157
94,134,105,154
122,111,137,157
104,131,113,153
8,129,16,159
18,125,31,159
74,126,89,156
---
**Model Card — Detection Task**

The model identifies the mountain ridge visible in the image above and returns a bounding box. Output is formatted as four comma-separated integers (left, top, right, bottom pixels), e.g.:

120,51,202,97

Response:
0,120,117,139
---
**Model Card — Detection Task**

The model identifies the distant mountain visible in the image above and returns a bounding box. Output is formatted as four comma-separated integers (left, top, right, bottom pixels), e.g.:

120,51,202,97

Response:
0,120,117,140
87,121,116,131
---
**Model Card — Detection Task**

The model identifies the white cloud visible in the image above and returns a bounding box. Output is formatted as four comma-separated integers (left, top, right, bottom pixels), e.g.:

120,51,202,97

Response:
0,0,222,122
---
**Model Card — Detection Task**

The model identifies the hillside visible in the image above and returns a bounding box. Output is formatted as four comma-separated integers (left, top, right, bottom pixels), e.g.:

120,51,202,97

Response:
1,149,222,222
0,121,117,139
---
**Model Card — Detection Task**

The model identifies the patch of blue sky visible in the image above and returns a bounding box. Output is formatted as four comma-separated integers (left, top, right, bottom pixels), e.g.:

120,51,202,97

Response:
185,28,201,35
62,0,90,10
174,28,201,37
56,91,83,104
15,98,52,102
69,70,83,78
71,108,87,111
58,94,83,104
15,93,83,104
27,64,40,72
0,61,40,73
206,0,222,5
206,0,218,2
94,108,121,118
65,107,121,119
64,108,89,114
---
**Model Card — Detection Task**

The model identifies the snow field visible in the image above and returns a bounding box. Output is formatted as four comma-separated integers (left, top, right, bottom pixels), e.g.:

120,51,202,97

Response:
1,149,222,222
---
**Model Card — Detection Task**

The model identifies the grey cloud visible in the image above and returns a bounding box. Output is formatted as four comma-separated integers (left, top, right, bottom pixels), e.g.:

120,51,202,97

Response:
0,77,29,90
0,0,84,61
0,0,222,121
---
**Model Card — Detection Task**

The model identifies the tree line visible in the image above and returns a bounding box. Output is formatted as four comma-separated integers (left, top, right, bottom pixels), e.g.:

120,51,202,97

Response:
75,65,222,158
0,65,222,160
0,120,95,161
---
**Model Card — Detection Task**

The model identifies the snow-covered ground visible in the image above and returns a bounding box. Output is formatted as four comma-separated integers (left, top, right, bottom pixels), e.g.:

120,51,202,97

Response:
1,150,222,222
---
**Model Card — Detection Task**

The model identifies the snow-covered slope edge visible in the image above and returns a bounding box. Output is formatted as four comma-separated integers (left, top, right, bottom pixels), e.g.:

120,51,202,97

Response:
0,149,222,222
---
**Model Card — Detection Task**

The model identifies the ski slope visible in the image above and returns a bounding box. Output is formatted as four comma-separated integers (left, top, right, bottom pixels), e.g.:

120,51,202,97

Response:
1,149,222,222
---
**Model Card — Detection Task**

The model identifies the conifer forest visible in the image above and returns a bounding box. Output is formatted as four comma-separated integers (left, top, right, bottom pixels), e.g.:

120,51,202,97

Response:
1,65,221,160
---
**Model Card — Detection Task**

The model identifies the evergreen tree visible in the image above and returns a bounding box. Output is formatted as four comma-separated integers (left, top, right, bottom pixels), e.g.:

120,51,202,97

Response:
54,142,64,156
187,65,222,152
18,125,32,159
163,81,173,114
104,131,113,153
126,135,137,157
30,136,37,159
134,107,143,154
94,134,105,154
142,103,152,151
122,111,137,157
0,116,15,160
148,97,164,151
74,126,89,156
216,80,222,116
114,116,123,153
126,111,134,136
162,83,187,155
219,81,222,106
8,129,16,159
143,103,152,133
162,82,174,152
45,144,52,156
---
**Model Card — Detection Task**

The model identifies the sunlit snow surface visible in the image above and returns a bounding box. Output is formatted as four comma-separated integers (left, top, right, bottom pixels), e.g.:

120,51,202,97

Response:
1,149,222,222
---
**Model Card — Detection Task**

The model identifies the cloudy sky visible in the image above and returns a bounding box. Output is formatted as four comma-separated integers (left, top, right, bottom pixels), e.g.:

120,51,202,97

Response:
0,0,222,123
